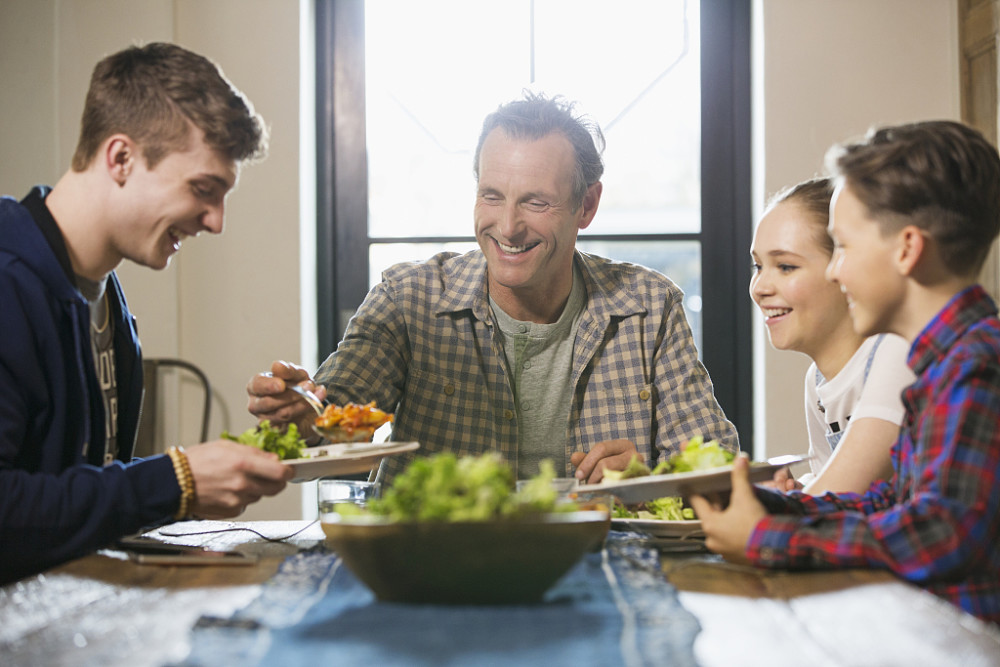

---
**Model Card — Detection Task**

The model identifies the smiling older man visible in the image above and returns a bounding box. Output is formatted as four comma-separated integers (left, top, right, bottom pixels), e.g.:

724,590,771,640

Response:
248,93,737,484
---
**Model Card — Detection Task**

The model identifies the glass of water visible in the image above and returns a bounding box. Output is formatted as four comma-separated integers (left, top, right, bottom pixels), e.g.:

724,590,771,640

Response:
318,479,380,522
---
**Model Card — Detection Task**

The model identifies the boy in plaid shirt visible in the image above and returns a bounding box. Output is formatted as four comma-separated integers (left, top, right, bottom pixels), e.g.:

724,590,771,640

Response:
692,121,1000,625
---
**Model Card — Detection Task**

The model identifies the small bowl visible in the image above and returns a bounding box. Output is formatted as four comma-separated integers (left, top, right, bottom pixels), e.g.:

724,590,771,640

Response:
322,511,610,604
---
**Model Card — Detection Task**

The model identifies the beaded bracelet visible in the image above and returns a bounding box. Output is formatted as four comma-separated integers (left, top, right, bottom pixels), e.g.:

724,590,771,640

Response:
166,446,195,520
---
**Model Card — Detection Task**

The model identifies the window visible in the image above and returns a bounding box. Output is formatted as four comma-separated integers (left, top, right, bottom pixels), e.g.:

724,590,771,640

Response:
316,0,752,451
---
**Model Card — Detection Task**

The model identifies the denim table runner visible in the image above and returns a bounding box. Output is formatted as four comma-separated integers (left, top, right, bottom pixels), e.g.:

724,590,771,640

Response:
177,532,699,667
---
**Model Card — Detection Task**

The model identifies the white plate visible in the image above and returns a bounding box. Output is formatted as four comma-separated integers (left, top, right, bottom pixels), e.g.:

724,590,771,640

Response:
285,441,419,482
612,517,704,539
577,454,807,504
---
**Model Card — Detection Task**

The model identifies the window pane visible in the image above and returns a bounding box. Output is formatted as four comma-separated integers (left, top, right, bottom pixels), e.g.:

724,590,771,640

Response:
577,240,702,351
369,242,478,288
364,0,700,238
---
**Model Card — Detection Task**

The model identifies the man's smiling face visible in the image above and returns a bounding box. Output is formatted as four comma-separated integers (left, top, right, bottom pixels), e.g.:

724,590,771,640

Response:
473,128,596,317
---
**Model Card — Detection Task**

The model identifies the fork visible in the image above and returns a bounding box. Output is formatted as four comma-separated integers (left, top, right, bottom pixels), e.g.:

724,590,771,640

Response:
287,384,326,416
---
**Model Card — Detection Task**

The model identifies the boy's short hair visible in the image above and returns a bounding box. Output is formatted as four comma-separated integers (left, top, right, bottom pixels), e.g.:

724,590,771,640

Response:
71,42,268,172
473,92,605,208
826,120,1000,276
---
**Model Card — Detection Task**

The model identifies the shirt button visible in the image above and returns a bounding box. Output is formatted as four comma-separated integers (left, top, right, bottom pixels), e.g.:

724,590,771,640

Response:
518,324,528,333
760,547,774,561
521,401,531,411
444,384,455,396
504,409,514,420
523,361,532,369
639,389,650,401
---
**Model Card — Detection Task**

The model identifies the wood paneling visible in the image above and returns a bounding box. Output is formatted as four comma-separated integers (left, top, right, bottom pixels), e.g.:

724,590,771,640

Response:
960,0,1000,298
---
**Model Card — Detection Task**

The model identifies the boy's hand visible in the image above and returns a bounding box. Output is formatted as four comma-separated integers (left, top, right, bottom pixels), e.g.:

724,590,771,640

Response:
689,453,768,564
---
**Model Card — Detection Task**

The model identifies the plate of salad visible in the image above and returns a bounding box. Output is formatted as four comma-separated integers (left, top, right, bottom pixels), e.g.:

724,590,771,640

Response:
613,518,704,539
281,441,420,482
577,436,806,505
222,420,418,482
611,496,703,538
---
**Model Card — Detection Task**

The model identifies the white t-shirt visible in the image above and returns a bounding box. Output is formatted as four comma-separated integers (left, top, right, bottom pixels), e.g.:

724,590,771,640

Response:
802,333,915,478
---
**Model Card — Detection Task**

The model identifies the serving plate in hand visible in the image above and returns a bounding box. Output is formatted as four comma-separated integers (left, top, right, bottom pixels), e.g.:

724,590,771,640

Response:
322,511,610,604
577,454,807,505
285,441,419,482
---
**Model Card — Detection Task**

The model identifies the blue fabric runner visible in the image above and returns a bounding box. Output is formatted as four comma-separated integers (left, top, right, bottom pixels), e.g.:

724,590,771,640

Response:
176,532,700,666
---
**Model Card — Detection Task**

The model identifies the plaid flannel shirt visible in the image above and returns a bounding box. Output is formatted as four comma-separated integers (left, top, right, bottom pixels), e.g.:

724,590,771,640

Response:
748,286,1000,625
315,250,737,481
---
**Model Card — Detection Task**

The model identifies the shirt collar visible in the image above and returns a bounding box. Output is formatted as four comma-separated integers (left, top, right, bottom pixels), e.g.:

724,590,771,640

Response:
436,249,648,322
908,284,999,374
20,185,77,288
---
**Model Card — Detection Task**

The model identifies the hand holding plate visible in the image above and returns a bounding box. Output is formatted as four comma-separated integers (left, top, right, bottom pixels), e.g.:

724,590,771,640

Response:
688,453,767,563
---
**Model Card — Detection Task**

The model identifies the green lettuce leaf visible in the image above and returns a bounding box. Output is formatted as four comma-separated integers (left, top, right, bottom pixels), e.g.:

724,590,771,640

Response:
221,420,305,461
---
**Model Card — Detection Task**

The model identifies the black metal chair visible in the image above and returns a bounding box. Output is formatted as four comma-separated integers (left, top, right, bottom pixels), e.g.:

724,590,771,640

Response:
133,358,212,458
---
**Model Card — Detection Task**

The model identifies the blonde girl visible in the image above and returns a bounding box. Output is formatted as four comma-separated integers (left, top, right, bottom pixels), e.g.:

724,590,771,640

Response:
750,177,915,494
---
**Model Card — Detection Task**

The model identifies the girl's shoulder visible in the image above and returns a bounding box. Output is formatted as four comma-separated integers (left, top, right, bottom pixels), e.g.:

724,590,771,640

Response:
868,333,911,358
866,334,914,379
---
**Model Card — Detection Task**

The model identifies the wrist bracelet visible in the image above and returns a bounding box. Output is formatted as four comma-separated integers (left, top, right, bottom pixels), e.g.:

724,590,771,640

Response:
167,446,195,520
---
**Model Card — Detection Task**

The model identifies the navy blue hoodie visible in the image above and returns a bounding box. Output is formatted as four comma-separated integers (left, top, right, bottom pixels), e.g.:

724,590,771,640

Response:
0,188,179,583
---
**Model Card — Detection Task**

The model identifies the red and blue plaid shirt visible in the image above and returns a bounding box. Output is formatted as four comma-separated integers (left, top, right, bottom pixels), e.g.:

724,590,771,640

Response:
748,285,1000,625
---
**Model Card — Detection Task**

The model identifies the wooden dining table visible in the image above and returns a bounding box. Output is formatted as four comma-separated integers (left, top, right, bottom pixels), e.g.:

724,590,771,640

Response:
2,520,998,667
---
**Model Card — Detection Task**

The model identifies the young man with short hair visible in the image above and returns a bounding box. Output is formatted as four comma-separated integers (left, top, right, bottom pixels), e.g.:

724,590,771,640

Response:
0,42,292,584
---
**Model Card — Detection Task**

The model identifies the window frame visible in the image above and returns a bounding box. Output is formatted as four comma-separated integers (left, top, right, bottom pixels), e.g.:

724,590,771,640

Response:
315,0,753,453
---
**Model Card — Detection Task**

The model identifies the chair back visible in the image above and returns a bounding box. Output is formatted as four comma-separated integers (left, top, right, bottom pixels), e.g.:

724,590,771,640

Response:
134,358,212,457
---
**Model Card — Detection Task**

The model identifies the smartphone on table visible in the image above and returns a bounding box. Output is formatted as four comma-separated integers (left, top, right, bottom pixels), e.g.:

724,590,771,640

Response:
115,535,257,566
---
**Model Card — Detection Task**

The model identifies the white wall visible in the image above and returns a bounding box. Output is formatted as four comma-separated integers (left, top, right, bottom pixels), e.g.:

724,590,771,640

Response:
752,0,960,460
0,0,961,515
